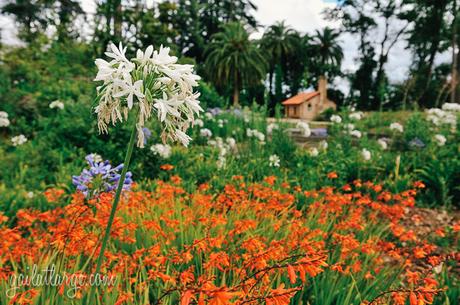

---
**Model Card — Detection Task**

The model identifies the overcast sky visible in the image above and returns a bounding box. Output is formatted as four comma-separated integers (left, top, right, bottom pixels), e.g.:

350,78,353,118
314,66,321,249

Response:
0,0,451,88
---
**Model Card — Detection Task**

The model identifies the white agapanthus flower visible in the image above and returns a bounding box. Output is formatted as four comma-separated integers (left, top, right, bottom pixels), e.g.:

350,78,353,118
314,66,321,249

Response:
350,130,362,138
49,100,65,110
150,143,172,158
296,121,311,137
330,115,342,123
361,148,371,161
319,140,328,151
377,138,388,150
11,134,27,146
200,128,213,138
195,118,204,127
217,119,224,128
226,137,236,149
0,111,10,127
94,42,202,148
442,103,460,112
434,134,447,146
426,107,457,128
349,112,363,120
390,122,404,133
217,156,226,169
89,153,103,163
345,123,355,131
309,147,319,157
246,128,265,142
269,154,280,167
267,123,279,134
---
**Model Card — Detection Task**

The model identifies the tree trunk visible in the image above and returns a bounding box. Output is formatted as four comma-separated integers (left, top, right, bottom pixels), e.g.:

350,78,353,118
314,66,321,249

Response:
233,85,240,106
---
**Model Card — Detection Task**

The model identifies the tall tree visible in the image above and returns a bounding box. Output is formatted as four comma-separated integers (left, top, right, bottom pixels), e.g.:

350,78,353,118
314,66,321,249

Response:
204,22,266,106
310,27,343,82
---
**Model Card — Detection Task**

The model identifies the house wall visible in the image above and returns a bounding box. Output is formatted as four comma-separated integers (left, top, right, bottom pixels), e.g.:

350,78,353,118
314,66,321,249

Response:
299,96,320,120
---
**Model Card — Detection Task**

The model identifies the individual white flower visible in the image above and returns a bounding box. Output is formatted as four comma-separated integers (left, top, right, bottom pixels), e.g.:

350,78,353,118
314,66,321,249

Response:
26,191,34,199
319,140,328,150
377,138,388,150
309,147,319,157
434,134,446,146
269,154,280,167
349,112,363,120
361,148,371,161
296,121,311,137
246,128,254,137
255,131,265,142
330,115,342,123
200,128,213,138
217,156,226,169
89,153,103,163
94,42,202,148
350,130,362,138
11,134,27,146
0,111,10,127
195,118,204,127
205,112,213,120
150,143,172,158
345,123,355,131
267,123,279,134
390,122,404,133
49,100,65,110
217,119,224,128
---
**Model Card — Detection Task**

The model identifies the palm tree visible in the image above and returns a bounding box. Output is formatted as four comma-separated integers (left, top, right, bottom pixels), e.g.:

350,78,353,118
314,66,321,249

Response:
205,22,267,106
310,27,344,78
260,21,301,97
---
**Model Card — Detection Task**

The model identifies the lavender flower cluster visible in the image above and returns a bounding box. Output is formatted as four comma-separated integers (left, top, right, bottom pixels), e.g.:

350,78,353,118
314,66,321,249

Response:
72,154,133,198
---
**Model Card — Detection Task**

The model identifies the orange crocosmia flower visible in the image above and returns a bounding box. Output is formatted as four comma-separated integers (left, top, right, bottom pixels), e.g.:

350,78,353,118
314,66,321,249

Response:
170,175,182,185
392,292,406,305
181,290,194,305
409,292,418,305
265,284,298,305
287,265,297,284
342,184,352,192
264,176,277,185
207,289,239,305
413,181,426,189
413,247,427,259
452,221,460,232
327,172,338,179
434,228,445,237
160,164,174,171
0,212,8,223
44,188,65,203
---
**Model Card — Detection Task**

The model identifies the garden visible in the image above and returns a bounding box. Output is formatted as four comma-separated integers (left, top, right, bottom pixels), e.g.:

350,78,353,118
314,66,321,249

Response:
0,0,460,304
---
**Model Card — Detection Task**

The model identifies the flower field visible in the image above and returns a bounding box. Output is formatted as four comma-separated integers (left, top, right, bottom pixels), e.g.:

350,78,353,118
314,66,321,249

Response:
0,44,459,305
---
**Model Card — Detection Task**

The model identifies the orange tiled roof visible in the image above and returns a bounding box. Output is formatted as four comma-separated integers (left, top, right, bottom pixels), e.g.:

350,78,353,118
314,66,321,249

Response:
281,91,320,105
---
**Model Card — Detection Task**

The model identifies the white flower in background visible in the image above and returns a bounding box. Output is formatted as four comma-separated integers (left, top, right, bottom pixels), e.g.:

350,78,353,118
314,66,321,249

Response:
94,42,202,148
200,128,213,138
255,132,265,142
361,148,371,161
226,137,236,149
390,122,404,133
267,123,279,134
345,123,355,131
0,111,10,127
269,154,280,167
49,100,65,110
195,118,204,127
217,119,224,128
217,156,226,169
319,140,328,151
11,134,27,146
349,112,363,120
442,103,460,112
246,128,265,142
434,134,446,146
204,112,213,120
26,191,34,199
330,115,342,123
426,107,457,128
296,121,311,137
309,147,319,157
377,138,388,150
350,130,362,138
150,143,172,158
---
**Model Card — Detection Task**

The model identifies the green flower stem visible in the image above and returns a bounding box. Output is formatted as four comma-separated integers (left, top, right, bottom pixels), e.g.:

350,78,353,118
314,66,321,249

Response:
86,124,137,305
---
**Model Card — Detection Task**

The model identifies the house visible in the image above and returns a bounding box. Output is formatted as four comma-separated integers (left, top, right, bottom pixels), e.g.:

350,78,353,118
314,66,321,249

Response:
282,76,336,120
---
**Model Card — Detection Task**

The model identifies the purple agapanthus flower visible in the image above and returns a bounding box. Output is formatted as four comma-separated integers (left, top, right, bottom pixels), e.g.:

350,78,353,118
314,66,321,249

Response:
409,138,425,149
72,154,133,198
311,128,328,137
208,107,222,116
142,127,152,145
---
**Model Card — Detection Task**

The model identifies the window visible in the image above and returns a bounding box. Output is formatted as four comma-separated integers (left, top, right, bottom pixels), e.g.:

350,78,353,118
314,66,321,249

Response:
293,106,297,115
307,103,312,111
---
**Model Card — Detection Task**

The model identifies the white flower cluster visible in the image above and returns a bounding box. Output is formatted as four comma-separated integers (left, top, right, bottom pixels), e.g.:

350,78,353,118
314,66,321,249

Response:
150,143,172,159
94,43,202,148
344,123,362,138
246,128,265,143
88,153,103,163
361,148,371,161
433,134,446,147
269,154,280,167
200,128,213,138
266,123,279,135
426,105,458,129
208,137,237,169
377,138,388,150
330,114,342,123
49,100,65,110
11,134,27,146
349,112,364,121
390,122,404,133
296,121,311,137
0,111,10,127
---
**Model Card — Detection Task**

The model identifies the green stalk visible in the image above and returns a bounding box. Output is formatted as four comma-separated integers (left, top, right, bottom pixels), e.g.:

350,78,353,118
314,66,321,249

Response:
85,124,138,305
